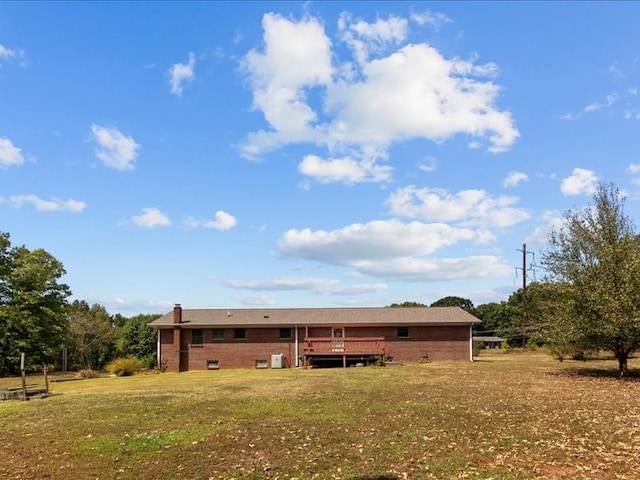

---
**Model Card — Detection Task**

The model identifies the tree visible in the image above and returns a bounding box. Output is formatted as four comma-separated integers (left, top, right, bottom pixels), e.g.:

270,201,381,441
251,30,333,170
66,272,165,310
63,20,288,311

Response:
430,296,476,315
388,301,427,308
542,184,640,376
67,300,115,370
0,233,71,374
115,313,160,365
474,301,510,336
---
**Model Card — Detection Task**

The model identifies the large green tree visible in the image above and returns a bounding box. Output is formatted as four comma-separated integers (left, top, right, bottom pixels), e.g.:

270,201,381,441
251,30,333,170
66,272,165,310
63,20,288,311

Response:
67,300,115,370
114,313,160,364
430,296,476,315
0,233,71,374
542,184,640,376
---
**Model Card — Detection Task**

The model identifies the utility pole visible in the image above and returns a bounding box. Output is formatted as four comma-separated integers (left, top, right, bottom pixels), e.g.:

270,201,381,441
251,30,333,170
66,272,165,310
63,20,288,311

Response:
516,243,535,348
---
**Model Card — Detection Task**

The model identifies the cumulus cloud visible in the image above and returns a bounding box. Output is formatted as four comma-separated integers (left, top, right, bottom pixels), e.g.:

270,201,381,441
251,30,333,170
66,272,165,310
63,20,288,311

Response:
240,13,333,158
338,13,408,65
185,210,237,230
352,255,511,282
129,207,171,228
560,168,598,196
274,216,513,283
503,171,529,187
298,153,392,184
226,276,387,295
90,124,140,171
0,137,25,168
169,52,196,96
6,194,86,212
387,186,530,228
240,11,519,173
276,222,509,281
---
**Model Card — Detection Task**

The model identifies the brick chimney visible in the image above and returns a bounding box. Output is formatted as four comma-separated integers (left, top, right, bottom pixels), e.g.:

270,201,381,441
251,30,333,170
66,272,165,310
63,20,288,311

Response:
173,304,182,324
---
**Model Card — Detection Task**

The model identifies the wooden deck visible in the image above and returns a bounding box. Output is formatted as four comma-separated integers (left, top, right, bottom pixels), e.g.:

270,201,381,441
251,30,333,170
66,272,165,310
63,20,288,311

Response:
303,337,385,368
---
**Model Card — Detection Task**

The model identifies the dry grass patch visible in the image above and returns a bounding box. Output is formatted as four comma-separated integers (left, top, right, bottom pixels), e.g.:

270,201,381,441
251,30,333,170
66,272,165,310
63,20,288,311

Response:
2,351,640,479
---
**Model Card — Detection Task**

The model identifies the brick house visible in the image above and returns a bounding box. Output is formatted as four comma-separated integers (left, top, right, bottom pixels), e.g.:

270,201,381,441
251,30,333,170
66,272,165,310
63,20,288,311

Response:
148,304,481,372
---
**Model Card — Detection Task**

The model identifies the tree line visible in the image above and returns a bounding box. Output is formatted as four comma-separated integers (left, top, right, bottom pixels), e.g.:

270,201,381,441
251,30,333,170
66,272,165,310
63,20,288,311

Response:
393,184,640,377
2,183,640,377
0,231,158,375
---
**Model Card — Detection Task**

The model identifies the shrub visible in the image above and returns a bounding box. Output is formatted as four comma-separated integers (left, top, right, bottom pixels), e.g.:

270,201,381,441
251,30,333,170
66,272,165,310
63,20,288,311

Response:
106,356,143,377
472,340,484,357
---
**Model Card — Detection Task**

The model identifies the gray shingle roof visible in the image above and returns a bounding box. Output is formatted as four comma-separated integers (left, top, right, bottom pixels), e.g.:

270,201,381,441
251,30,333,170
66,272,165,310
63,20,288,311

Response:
473,336,505,343
148,306,481,328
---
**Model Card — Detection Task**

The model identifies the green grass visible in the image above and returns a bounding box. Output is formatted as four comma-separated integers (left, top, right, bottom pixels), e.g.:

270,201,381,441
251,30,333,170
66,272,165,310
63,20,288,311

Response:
2,351,640,479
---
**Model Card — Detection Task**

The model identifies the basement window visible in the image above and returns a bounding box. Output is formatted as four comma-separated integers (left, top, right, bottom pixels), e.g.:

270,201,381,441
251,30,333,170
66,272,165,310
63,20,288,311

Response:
207,359,219,370
234,328,246,340
191,329,203,345
397,327,410,339
279,328,292,340
255,359,268,369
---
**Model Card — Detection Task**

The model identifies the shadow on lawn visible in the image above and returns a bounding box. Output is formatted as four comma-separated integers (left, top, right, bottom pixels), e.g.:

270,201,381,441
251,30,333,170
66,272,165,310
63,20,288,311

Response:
555,367,640,380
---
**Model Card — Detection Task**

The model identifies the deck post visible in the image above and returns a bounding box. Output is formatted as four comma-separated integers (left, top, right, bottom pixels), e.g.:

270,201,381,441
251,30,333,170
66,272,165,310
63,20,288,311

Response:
343,355,346,368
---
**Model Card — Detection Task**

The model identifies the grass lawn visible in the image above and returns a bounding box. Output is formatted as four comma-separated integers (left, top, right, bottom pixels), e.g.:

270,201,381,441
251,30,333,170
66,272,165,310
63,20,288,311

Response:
1,350,640,480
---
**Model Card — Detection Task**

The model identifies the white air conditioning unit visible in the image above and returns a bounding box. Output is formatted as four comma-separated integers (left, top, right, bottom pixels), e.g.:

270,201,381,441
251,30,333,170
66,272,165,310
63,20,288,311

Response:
271,353,284,369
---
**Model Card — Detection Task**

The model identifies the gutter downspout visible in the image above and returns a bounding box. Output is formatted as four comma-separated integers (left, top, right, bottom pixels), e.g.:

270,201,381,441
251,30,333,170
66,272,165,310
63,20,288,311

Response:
294,324,299,367
157,329,161,368
469,325,474,362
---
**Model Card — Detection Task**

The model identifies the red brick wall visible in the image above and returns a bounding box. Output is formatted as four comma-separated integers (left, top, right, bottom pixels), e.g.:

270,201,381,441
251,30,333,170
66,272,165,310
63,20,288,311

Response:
342,325,471,362
160,327,299,370
158,325,471,370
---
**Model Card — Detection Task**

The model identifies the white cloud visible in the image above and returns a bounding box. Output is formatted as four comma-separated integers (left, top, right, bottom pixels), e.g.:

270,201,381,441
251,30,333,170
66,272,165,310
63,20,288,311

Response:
338,13,408,65
0,137,25,168
0,43,24,64
525,211,564,245
129,207,171,228
7,194,86,212
628,163,640,185
352,255,511,281
387,186,530,228
564,92,621,119
232,293,277,306
279,219,480,264
410,9,452,29
240,13,333,158
90,125,140,171
503,171,529,187
168,52,196,96
608,62,624,78
226,276,387,295
240,12,519,163
185,210,237,230
0,43,16,59
625,109,640,120
584,93,618,113
298,153,392,184
560,168,598,196
417,156,437,173
325,43,515,152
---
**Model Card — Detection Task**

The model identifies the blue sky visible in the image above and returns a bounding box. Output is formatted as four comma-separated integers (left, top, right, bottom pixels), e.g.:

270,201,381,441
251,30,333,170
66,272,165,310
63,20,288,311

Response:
2,2,640,315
